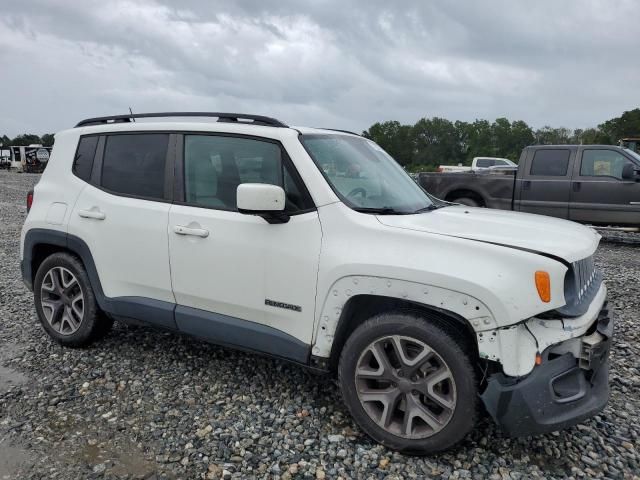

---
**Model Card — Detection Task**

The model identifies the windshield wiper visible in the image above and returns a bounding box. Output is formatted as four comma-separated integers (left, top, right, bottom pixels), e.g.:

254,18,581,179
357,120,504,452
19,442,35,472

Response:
352,207,410,215
412,204,443,214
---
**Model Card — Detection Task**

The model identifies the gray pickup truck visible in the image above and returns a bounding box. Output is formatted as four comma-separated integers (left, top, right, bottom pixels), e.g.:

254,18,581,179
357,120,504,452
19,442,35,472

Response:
419,145,640,226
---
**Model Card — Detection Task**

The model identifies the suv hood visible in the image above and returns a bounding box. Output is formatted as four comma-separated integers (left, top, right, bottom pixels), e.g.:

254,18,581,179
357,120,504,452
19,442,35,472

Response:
376,206,600,263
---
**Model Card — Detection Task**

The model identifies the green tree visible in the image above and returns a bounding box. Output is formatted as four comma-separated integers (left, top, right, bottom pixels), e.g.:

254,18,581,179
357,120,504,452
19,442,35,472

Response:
0,135,10,146
364,121,414,166
12,134,42,145
411,117,460,168
41,134,55,147
598,108,640,143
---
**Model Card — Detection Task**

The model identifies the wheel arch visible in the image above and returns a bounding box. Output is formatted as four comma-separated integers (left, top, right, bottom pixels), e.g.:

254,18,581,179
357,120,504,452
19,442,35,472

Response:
325,294,480,371
444,188,485,206
22,229,106,303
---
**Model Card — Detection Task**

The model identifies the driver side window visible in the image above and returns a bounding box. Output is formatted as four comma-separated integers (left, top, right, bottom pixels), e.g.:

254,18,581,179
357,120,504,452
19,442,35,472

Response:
184,135,314,212
580,150,631,180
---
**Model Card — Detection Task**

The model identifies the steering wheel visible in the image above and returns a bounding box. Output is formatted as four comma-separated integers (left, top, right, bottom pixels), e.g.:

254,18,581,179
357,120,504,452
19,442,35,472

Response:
347,187,367,199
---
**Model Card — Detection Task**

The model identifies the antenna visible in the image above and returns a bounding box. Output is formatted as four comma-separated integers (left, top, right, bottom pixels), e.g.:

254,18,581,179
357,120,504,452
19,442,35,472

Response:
129,107,135,122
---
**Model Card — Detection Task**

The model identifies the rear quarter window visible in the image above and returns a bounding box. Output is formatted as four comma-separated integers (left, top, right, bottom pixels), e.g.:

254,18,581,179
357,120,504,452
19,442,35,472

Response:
72,136,99,182
530,149,570,176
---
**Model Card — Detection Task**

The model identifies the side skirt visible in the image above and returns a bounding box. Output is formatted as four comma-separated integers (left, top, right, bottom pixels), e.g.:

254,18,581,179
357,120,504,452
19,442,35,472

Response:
175,305,310,364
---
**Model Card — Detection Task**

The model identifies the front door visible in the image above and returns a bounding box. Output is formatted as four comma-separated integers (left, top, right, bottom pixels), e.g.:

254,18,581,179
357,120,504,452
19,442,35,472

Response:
516,148,574,219
168,133,321,361
569,148,640,225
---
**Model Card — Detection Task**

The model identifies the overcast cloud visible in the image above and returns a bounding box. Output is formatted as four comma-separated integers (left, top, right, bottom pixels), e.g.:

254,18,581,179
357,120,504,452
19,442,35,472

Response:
0,0,638,136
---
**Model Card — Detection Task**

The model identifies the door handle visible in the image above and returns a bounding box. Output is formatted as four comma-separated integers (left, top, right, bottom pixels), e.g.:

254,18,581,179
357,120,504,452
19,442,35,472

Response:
78,209,106,220
522,180,531,190
572,181,581,192
173,225,209,238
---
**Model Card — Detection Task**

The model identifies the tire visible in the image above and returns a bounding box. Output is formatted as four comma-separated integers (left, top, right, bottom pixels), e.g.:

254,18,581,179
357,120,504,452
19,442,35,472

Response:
33,252,113,347
453,197,480,207
338,313,477,454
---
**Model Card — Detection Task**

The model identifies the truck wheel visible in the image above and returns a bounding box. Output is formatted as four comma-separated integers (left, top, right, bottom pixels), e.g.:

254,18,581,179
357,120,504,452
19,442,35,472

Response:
338,313,477,454
453,197,480,207
33,252,113,347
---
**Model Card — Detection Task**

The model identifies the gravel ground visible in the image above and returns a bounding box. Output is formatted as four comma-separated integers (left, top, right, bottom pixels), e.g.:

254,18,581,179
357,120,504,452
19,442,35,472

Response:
0,170,638,480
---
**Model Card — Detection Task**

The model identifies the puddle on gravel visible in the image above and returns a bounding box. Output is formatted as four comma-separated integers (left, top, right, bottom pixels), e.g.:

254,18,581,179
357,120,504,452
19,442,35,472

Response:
80,443,159,478
0,342,28,394
0,444,32,478
0,365,28,394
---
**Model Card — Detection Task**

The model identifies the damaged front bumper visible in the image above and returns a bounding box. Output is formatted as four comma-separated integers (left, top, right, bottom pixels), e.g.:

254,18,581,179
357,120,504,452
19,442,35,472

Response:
481,302,613,437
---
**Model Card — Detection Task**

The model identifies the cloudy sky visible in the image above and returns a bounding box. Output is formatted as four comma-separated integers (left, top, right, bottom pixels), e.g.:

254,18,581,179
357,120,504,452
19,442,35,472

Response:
0,0,638,136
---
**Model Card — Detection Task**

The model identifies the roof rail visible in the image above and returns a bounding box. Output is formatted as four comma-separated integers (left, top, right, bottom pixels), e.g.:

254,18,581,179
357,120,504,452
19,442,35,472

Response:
75,112,288,128
317,128,361,136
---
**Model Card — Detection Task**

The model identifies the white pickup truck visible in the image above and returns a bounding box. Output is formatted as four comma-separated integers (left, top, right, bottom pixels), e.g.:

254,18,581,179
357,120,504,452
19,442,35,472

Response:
438,156,516,172
21,112,612,454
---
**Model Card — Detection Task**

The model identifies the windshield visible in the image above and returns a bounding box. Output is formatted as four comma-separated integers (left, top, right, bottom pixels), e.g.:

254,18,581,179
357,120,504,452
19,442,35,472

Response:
624,148,640,163
301,134,434,213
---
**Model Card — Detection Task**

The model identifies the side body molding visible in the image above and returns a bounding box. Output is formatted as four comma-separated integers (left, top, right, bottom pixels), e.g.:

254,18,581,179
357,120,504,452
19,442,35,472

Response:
312,275,495,358
22,228,310,364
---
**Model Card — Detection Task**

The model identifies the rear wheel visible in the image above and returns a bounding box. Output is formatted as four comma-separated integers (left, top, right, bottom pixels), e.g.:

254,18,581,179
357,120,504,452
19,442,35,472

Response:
338,313,477,454
34,252,113,347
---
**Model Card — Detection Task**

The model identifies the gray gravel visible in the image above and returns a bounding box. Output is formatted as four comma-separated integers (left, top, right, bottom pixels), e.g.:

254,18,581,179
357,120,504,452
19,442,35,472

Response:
0,170,638,479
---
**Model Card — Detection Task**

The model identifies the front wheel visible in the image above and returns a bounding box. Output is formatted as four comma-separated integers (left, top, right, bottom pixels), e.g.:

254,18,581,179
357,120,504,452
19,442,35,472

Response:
338,313,477,454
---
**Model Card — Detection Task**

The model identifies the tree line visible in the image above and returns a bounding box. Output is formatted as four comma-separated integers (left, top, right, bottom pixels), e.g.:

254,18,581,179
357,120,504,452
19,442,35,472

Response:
362,108,640,171
0,133,55,148
2,108,639,170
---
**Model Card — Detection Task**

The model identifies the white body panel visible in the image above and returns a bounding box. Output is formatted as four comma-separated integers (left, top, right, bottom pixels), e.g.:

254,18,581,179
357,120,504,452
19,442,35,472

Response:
168,205,322,342
68,183,174,302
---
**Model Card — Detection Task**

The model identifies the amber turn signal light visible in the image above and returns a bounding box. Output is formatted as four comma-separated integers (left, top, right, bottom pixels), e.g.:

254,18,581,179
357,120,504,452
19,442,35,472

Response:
535,271,551,303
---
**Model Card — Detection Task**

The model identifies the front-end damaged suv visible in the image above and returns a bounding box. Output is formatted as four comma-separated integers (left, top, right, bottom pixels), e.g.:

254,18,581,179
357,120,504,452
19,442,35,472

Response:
21,112,612,454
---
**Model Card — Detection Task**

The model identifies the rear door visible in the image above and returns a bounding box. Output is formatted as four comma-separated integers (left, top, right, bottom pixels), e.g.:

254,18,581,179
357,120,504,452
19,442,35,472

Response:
569,147,640,225
515,148,573,219
68,132,176,328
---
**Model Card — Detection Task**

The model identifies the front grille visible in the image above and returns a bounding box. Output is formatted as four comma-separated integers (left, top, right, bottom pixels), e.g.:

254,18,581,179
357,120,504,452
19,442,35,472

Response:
573,256,597,302
557,255,602,317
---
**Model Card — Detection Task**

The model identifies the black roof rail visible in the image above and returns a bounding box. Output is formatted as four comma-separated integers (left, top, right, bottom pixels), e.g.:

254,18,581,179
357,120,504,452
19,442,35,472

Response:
317,128,361,136
75,112,288,128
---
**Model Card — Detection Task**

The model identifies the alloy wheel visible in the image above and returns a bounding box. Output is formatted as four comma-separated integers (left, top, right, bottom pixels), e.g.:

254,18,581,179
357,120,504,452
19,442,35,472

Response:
40,266,85,335
355,335,457,439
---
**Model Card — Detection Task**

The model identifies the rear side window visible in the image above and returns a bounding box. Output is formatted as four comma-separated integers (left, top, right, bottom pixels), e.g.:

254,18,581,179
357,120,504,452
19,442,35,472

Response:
476,159,494,168
73,136,99,182
101,134,169,199
530,149,570,176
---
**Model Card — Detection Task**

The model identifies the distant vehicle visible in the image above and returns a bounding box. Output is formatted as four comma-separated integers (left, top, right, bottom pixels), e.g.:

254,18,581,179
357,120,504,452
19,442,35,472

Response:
2,144,52,173
420,145,640,226
438,157,516,173
619,137,640,153
0,148,11,170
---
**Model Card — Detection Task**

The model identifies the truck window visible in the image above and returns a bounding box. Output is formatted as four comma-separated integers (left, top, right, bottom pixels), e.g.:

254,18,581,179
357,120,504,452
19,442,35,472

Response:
476,159,494,168
530,150,570,176
580,149,630,179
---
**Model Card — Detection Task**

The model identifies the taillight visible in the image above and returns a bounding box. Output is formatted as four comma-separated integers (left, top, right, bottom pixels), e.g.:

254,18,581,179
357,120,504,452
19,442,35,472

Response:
26,190,34,212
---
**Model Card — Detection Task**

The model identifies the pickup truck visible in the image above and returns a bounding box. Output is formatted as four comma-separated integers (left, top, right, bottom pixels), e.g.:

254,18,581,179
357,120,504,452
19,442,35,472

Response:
420,145,640,226
438,156,516,173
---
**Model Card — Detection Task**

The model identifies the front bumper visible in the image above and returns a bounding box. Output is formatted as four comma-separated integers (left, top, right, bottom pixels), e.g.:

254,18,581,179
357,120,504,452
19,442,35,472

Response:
481,302,613,437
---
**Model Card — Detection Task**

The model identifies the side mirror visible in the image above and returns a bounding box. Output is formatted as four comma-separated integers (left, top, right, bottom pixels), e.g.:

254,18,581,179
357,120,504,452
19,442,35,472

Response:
622,163,637,180
237,183,289,224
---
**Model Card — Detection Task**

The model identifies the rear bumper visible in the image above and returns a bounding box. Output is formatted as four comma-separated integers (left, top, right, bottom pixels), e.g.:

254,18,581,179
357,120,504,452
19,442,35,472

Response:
481,302,613,437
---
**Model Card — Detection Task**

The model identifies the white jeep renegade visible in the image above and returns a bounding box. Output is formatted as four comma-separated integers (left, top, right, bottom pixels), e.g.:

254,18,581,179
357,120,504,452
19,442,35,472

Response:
21,112,613,454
